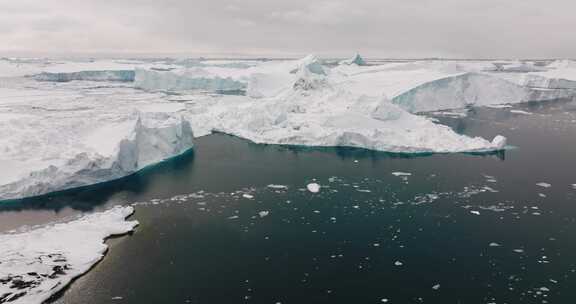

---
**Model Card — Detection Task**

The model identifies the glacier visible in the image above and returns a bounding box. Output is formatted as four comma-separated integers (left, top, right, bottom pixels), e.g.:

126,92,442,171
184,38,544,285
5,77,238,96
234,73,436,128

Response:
0,206,138,304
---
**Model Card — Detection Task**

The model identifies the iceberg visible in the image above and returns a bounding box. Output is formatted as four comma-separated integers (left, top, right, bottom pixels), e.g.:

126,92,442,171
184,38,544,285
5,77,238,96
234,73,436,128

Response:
0,206,138,304
392,72,574,113
0,77,194,200
0,113,193,200
33,70,135,82
134,67,247,92
211,75,506,153
339,53,367,66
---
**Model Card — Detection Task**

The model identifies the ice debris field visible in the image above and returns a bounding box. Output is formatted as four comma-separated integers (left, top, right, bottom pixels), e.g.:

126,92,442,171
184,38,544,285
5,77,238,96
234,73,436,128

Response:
1,55,575,201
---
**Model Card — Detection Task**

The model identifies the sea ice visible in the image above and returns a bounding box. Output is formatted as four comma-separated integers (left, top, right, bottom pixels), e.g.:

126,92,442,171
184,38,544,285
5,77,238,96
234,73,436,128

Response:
0,206,138,304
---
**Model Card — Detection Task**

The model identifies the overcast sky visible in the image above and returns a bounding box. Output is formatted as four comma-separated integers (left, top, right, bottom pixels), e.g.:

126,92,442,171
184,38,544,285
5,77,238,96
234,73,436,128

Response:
1,0,575,58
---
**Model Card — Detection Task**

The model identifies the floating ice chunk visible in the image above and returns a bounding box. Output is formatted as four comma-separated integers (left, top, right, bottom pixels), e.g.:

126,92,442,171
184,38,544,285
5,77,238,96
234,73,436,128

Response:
489,242,501,247
536,182,552,188
470,210,481,215
267,184,288,189
228,215,239,220
510,110,533,115
432,284,441,290
513,249,525,253
394,261,403,266
242,194,254,199
0,206,138,304
307,183,321,193
258,211,270,218
391,172,412,177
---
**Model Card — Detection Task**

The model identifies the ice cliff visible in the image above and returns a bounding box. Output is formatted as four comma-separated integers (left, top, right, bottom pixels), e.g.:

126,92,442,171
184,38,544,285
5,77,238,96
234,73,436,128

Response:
0,112,194,200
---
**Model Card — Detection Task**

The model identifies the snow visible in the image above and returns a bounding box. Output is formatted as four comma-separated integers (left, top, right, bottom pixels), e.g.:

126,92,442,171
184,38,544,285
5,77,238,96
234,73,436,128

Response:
0,206,138,304
307,183,321,193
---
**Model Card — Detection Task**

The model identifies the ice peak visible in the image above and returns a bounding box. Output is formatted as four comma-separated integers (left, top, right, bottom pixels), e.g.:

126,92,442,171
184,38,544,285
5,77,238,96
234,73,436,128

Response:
291,54,326,76
339,53,366,66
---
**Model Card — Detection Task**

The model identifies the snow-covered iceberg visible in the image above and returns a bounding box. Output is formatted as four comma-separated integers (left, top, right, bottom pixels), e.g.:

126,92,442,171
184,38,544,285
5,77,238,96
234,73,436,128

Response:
191,61,507,153
0,77,194,200
0,206,138,304
392,72,575,113
0,113,193,200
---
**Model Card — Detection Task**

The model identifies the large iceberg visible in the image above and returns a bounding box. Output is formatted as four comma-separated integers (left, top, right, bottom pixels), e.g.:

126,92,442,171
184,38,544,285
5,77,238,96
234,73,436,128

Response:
0,206,138,304
392,72,574,113
189,59,507,153
0,79,194,200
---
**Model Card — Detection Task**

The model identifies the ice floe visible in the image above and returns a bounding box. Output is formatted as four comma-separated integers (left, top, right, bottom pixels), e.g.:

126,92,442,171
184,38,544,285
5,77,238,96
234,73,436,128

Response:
0,206,138,304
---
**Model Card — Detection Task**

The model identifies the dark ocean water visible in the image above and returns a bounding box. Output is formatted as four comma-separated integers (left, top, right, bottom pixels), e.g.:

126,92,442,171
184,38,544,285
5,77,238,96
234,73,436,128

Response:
3,99,576,304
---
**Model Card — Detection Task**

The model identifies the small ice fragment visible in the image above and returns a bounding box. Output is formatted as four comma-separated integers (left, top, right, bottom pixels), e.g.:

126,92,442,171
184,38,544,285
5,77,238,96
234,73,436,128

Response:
373,243,380,247
354,160,359,163
539,287,550,292
538,193,547,198
267,184,288,189
112,297,123,300
571,184,576,189
432,284,441,290
307,183,321,193
483,186,499,193
394,261,403,266
489,242,501,247
510,110,533,115
470,210,481,215
258,211,269,218
243,194,254,199
380,299,389,303
392,172,412,177
513,249,524,253
536,182,552,188
228,215,239,220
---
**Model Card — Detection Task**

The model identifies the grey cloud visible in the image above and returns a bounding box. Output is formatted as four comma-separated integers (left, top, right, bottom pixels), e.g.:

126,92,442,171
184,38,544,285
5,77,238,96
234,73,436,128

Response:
0,0,575,58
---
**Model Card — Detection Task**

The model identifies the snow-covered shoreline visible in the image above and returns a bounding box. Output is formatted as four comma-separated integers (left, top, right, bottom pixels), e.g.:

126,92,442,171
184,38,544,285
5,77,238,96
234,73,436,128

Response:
0,206,138,304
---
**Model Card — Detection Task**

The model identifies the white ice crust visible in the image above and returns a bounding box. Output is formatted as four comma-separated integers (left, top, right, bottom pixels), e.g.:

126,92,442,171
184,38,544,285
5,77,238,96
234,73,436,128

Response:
0,206,138,304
